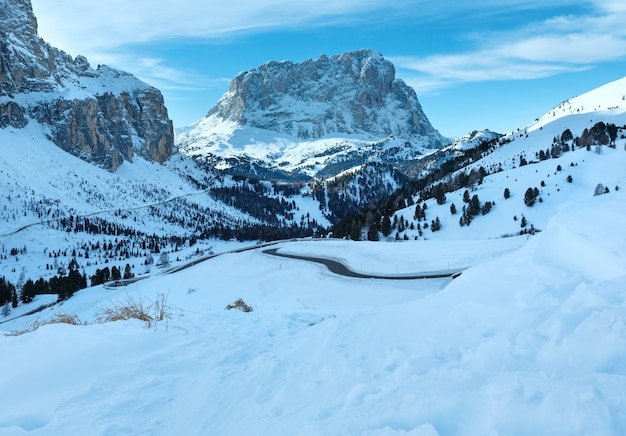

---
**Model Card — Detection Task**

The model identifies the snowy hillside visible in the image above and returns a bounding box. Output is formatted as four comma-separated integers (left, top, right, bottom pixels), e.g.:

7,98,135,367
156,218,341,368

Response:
527,75,626,133
178,117,438,180
2,75,626,434
336,78,626,243
0,121,330,289
1,183,625,434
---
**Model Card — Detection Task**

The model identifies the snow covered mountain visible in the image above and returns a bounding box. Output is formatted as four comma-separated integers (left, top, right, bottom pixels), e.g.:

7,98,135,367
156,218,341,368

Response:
177,50,447,180
526,75,626,132
0,0,335,298
333,74,626,241
0,0,173,171
2,73,626,434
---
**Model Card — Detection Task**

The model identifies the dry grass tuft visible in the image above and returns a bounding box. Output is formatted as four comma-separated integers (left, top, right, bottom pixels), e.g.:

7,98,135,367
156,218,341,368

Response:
5,313,82,336
5,294,180,336
225,298,253,313
95,293,179,327
49,313,82,325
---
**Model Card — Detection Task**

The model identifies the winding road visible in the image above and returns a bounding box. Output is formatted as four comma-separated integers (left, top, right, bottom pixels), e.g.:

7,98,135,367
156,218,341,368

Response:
1,241,463,326
263,248,463,280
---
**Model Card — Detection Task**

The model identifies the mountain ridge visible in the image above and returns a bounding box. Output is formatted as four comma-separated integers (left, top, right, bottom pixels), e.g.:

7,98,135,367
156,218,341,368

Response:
0,0,174,171
178,49,447,180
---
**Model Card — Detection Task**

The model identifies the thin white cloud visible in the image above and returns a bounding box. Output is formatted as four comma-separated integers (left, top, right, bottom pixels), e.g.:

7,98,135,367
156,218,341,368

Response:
393,1,626,94
92,54,229,93
31,0,404,97
31,0,400,56
29,0,626,102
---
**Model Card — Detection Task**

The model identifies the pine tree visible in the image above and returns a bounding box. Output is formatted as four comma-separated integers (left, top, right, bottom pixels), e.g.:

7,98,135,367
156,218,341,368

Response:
469,195,481,217
123,264,134,279
524,187,536,207
381,215,392,237
22,279,37,304
11,288,18,309
434,184,446,205
367,224,379,241
594,183,606,196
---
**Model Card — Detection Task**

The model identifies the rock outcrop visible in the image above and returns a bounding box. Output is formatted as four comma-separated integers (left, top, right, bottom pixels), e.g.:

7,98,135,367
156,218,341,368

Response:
0,0,174,170
207,49,444,145
178,49,448,181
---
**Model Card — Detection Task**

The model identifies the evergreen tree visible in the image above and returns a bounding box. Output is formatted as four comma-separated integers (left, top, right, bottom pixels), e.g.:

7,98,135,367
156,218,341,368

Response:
11,287,18,309
469,195,481,217
381,215,392,237
524,187,536,207
450,203,457,215
594,183,606,196
431,217,441,232
21,279,36,304
123,264,134,279
158,252,171,268
434,184,446,205
111,266,122,281
504,188,511,199
481,201,493,215
367,223,379,241
561,128,573,143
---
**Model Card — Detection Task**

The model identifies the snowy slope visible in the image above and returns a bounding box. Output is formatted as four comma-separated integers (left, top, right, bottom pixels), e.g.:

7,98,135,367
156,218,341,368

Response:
177,117,436,178
527,75,626,133
0,120,331,288
1,185,625,434
382,87,626,242
2,46,626,436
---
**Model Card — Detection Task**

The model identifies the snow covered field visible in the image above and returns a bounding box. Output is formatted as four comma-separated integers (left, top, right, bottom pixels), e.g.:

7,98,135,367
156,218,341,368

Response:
2,179,626,434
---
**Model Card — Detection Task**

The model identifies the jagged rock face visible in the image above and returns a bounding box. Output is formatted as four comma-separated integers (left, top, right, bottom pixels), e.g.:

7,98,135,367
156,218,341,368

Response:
30,88,172,168
0,0,174,171
0,100,27,128
209,49,443,144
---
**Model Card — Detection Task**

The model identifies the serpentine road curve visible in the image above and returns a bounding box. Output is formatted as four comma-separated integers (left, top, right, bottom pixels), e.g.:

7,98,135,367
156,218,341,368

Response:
0,242,463,326
263,248,463,280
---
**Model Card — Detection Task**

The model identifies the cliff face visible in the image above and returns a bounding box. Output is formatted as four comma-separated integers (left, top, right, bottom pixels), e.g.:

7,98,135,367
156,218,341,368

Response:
0,0,174,170
207,49,444,145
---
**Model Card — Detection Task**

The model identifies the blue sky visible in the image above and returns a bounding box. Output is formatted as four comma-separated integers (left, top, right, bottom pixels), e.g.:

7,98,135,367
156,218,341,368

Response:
32,0,626,138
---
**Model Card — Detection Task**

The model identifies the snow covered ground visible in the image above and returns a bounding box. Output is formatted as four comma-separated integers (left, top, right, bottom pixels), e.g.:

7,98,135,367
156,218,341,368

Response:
2,55,626,435
2,179,625,434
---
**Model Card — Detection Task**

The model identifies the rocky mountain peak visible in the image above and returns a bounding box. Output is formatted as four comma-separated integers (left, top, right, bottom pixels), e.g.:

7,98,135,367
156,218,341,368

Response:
207,49,444,145
1,0,71,96
0,0,174,171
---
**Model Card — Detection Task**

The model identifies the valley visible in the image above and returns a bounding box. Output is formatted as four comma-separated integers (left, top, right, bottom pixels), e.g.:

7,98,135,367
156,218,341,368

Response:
1,0,626,434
